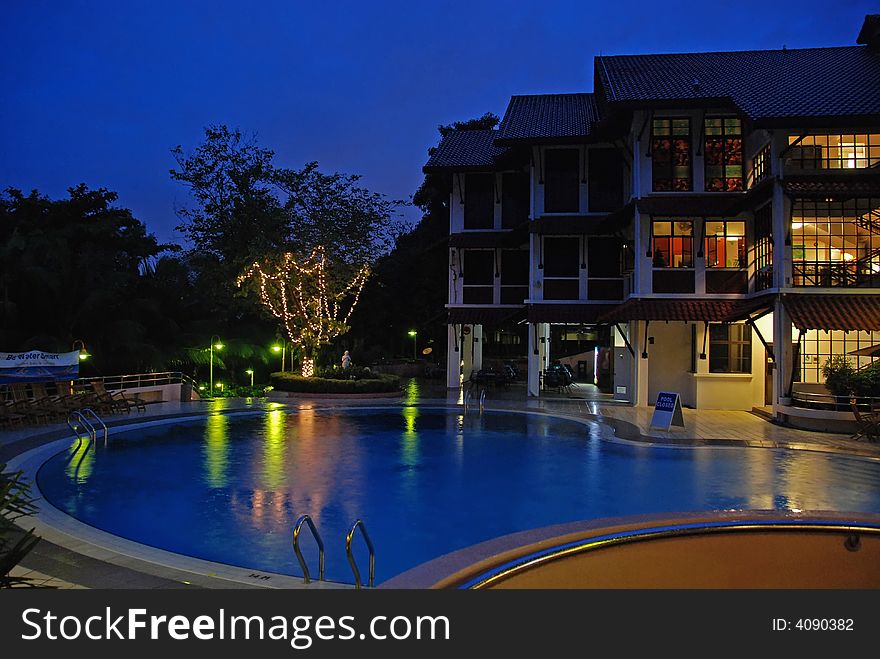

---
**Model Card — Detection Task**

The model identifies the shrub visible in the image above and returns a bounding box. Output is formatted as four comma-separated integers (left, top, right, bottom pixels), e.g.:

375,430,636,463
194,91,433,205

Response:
270,372,400,394
315,365,380,381
1,465,40,587
822,355,857,397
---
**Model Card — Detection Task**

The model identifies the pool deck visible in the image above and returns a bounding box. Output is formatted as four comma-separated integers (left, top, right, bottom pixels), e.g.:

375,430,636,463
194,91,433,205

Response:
2,381,878,589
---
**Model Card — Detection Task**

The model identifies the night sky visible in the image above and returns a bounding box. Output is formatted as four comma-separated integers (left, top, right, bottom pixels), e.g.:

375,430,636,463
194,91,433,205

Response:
1,0,874,244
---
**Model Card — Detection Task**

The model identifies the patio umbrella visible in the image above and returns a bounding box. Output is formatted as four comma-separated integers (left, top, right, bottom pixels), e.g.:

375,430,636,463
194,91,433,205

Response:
847,345,880,357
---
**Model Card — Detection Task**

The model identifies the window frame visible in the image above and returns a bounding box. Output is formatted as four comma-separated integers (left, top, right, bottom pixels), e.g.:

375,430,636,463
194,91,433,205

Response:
651,219,694,269
703,116,744,192
709,323,752,374
651,117,692,192
704,219,746,269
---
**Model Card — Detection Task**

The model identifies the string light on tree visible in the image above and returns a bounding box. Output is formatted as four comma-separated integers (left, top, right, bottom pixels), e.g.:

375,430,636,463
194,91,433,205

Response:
237,247,370,377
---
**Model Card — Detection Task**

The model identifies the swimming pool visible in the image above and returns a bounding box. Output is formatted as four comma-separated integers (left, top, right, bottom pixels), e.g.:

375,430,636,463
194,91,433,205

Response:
36,407,880,584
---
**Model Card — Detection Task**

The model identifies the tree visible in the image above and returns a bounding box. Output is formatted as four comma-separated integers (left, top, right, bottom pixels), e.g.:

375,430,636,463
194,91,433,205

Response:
171,125,403,272
0,185,178,373
237,248,369,376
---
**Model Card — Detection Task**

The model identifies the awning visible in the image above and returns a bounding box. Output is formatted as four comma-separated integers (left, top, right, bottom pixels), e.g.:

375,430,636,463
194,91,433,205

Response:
527,303,617,324
783,173,880,198
636,194,743,217
529,202,634,235
446,306,525,325
598,297,773,324
782,294,880,331
448,223,528,248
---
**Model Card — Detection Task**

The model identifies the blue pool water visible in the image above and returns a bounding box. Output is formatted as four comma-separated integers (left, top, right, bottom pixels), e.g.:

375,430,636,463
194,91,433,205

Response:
37,407,880,583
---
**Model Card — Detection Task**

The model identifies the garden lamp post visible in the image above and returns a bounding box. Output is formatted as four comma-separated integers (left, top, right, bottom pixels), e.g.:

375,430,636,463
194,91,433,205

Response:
272,343,286,372
209,335,223,395
408,330,417,361
246,368,254,388
72,339,90,361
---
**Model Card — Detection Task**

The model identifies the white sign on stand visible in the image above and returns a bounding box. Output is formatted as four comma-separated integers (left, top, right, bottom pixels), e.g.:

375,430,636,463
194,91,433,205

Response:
650,391,685,430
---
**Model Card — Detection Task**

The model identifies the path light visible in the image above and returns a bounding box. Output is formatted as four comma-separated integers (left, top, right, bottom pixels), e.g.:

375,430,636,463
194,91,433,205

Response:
408,330,418,361
271,343,285,372
245,369,254,387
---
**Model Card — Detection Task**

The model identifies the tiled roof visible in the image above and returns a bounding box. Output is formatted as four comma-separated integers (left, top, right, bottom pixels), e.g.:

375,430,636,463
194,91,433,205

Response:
598,298,768,323
447,306,525,325
595,46,880,123
783,173,880,198
497,94,597,143
636,195,742,217
782,294,880,331
527,303,617,324
424,130,509,171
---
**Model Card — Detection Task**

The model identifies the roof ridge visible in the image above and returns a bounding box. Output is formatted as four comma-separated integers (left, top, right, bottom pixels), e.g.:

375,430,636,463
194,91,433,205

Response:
509,92,594,99
596,44,864,60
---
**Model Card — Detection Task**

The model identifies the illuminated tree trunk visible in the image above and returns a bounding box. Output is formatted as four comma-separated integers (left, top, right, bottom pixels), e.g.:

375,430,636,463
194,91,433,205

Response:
238,248,369,377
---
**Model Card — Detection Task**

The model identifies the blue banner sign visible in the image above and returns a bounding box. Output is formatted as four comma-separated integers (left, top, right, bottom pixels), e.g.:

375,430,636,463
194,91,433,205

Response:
0,350,80,383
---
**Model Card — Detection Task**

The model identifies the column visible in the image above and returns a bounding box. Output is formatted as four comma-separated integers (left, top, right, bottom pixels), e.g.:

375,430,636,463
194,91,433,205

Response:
773,299,793,408
472,324,483,372
527,323,541,397
446,325,461,389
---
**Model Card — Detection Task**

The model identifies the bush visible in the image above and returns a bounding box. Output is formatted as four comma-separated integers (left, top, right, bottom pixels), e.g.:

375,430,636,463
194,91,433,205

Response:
822,356,880,398
315,365,380,381
270,372,400,394
1,465,40,587
822,355,857,397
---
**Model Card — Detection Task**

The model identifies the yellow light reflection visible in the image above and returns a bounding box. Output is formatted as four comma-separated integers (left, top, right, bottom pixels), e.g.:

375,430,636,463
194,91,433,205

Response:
401,405,419,464
65,438,94,483
204,414,229,488
262,408,287,489
404,377,420,405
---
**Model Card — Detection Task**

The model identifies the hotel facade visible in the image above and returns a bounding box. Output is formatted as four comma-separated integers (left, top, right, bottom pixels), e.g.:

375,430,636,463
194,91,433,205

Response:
426,15,880,427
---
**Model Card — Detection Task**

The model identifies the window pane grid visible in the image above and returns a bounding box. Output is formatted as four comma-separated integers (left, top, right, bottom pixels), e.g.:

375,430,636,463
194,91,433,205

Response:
753,204,773,290
785,133,880,171
709,323,752,373
652,118,692,191
747,143,771,189
791,197,880,287
704,117,743,192
652,219,693,268
705,219,746,268
799,330,880,384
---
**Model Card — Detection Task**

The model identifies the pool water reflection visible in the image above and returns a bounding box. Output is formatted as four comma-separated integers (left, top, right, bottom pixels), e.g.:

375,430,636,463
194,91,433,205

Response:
37,407,880,583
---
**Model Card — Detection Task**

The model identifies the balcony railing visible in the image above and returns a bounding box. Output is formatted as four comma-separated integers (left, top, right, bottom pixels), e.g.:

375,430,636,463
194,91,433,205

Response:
792,261,880,288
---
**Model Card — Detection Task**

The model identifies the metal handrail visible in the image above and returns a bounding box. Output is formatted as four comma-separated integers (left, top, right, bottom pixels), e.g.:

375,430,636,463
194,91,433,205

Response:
80,408,108,446
292,515,325,584
479,388,486,413
66,411,96,465
463,387,472,412
346,519,375,589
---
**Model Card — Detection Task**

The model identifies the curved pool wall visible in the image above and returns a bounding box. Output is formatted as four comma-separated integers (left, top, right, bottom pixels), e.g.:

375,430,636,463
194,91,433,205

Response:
26,406,880,584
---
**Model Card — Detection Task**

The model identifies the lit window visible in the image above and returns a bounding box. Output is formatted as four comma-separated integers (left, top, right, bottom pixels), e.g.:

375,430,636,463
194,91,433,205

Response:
652,118,692,191
705,220,746,268
652,220,693,268
704,117,743,191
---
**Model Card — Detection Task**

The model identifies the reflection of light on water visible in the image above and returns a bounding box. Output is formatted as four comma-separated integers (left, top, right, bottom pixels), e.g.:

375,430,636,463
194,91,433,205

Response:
65,438,94,483
203,414,229,488
263,409,286,489
405,378,420,405
401,405,420,463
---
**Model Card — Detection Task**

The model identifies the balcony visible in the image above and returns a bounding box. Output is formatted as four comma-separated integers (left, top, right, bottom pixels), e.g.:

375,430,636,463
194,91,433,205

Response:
792,260,880,288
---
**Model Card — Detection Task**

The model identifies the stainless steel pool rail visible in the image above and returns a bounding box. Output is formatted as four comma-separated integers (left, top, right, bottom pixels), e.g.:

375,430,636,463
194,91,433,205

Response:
479,388,486,413
292,514,325,584
346,519,375,589
80,408,108,446
66,410,96,466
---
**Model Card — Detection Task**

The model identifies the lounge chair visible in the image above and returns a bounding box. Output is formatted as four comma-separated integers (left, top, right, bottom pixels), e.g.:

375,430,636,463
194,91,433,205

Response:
90,380,146,413
850,400,879,442
0,401,27,428
8,383,62,424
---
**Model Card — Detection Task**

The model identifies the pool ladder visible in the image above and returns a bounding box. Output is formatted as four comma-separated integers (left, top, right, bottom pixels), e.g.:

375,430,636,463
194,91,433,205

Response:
292,515,375,589
65,408,108,465
463,386,486,414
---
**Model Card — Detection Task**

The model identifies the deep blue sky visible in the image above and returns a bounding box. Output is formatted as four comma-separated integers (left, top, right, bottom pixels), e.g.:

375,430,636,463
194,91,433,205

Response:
1,0,874,244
